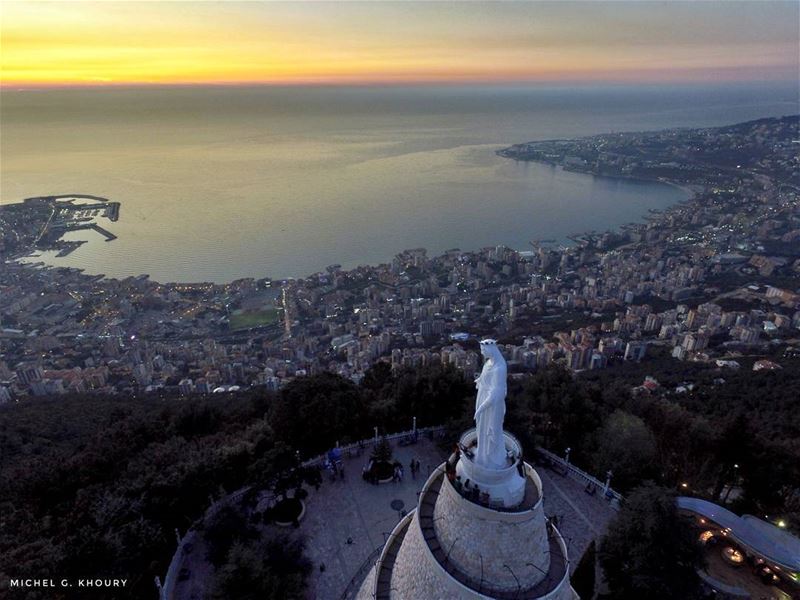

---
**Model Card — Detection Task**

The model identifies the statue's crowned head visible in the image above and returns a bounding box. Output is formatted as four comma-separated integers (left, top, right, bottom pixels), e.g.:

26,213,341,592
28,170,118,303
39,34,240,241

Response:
479,338,502,360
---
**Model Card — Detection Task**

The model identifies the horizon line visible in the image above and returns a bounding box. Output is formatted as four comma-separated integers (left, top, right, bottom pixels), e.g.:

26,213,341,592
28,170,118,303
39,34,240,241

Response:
3,77,799,92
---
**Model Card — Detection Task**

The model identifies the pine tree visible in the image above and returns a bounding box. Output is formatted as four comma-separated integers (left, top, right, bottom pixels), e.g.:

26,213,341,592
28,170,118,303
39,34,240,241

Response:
371,436,393,463
599,484,705,600
572,540,596,599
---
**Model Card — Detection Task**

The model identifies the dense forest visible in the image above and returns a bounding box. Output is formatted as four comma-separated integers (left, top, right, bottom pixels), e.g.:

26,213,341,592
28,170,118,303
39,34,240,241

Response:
0,366,470,599
1,358,798,599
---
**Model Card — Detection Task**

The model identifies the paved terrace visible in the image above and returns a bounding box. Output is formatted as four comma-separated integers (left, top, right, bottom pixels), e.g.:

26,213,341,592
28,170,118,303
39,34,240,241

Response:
167,435,617,600
304,436,449,600
303,438,617,600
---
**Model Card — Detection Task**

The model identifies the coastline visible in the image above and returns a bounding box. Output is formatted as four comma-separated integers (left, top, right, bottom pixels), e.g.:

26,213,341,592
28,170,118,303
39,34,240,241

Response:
496,150,700,203
9,163,695,288
3,114,796,401
21,111,796,286
8,161,691,287
558,164,701,200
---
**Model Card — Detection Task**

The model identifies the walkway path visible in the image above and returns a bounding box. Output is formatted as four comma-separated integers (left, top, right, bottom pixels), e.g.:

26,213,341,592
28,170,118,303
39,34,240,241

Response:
537,465,617,572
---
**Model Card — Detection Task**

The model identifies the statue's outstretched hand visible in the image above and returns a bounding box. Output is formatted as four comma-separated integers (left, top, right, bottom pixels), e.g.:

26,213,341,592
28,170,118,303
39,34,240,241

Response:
474,398,490,420
474,402,483,420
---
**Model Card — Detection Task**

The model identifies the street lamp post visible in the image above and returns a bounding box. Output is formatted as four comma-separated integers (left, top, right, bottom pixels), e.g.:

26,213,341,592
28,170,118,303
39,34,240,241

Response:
723,463,740,502
604,470,613,495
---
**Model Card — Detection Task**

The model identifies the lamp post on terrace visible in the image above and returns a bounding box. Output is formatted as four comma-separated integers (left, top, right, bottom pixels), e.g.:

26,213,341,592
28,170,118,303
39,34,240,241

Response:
603,470,613,495
564,447,571,464
723,463,740,502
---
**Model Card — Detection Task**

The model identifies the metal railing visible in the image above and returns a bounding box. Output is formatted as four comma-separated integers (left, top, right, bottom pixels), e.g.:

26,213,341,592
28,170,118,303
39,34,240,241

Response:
300,425,446,469
338,544,384,600
536,447,622,507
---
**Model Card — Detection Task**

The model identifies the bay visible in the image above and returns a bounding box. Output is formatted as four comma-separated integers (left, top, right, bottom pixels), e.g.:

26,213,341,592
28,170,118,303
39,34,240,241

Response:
1,84,795,282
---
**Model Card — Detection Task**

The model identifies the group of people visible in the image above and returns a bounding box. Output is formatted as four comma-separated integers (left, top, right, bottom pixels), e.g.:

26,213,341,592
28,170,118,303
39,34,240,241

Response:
325,447,345,481
361,457,423,484
392,458,423,482
324,459,345,481
396,458,424,481
391,461,405,482
451,475,485,503
445,443,463,479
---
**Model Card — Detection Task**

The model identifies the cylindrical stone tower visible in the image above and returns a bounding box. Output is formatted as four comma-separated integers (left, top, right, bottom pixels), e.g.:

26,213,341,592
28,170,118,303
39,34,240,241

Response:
355,339,578,599
355,431,577,599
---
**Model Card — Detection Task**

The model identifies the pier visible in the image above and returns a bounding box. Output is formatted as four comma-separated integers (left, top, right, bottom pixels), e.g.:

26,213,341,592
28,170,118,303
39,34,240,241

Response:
63,223,118,241
29,194,121,250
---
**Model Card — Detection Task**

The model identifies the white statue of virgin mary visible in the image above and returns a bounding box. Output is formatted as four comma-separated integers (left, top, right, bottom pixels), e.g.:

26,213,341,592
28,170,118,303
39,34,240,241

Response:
474,339,508,469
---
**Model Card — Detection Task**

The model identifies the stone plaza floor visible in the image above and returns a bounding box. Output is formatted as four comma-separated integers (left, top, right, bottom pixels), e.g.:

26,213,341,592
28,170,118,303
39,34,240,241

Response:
301,438,618,600
302,437,449,600
169,436,449,600
169,435,619,600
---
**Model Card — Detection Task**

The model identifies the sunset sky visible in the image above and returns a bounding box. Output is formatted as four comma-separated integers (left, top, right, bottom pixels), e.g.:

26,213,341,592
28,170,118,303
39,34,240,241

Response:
2,1,798,87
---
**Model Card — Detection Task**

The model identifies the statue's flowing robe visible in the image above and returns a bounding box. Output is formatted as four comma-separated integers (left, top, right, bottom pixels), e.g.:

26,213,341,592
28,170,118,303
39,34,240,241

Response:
474,356,507,469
